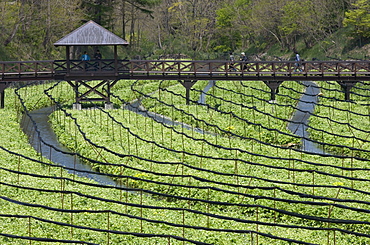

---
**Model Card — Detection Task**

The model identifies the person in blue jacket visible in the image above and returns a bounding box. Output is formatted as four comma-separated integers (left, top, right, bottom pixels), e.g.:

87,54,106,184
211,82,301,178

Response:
81,51,91,70
81,51,91,61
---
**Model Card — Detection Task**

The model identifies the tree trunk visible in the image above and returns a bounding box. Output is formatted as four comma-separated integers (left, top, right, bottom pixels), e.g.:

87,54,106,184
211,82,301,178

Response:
121,0,126,39
4,8,25,47
3,22,20,46
129,4,135,47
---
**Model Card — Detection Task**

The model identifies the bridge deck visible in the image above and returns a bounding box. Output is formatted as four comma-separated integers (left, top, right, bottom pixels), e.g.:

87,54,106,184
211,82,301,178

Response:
1,59,369,82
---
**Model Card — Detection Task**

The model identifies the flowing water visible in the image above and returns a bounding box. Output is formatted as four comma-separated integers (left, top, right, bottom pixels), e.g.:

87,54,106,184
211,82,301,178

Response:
198,80,216,105
21,106,118,186
124,99,214,135
287,81,327,154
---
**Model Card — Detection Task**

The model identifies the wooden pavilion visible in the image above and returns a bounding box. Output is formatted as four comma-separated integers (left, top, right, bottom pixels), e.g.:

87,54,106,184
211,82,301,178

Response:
54,20,128,109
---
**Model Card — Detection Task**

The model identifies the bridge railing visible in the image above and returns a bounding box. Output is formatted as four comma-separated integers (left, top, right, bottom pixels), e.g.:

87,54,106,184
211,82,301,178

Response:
126,60,370,77
1,59,370,81
0,60,55,80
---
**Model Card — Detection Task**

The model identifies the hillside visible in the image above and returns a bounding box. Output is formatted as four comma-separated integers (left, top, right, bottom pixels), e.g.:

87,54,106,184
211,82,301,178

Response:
249,27,370,62
1,0,369,61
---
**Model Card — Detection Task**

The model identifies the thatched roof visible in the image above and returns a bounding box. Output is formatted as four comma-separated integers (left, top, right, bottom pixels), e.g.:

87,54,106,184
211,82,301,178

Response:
54,20,128,46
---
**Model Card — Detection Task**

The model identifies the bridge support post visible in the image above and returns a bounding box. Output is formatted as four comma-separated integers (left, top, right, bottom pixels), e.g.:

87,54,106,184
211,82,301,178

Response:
0,83,10,109
179,80,197,105
73,103,82,110
0,89,4,109
67,80,118,109
337,81,357,101
105,103,114,110
263,81,283,101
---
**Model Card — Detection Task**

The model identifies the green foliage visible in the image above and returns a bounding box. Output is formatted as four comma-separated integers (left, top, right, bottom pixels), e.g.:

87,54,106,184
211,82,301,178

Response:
279,1,313,36
309,81,370,159
2,80,370,243
139,80,300,145
343,0,370,38
214,0,249,52
0,0,368,60
82,0,114,27
44,79,370,244
0,0,83,60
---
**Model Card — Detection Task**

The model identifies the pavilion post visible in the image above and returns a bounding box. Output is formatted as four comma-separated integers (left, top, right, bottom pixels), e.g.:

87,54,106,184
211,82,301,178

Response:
114,45,118,74
179,80,197,105
337,81,357,101
66,46,70,73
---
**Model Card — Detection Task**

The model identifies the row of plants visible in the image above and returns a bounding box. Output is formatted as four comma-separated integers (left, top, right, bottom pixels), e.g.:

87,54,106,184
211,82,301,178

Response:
2,79,370,244
0,83,200,244
308,81,370,159
42,80,370,244
137,80,302,146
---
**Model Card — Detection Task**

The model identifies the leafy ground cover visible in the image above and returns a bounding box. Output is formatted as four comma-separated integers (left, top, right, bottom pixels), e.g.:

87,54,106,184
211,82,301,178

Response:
1,80,370,244
308,81,370,159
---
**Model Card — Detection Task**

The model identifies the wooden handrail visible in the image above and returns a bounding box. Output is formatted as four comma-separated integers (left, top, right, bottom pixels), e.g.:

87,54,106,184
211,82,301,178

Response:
0,59,369,82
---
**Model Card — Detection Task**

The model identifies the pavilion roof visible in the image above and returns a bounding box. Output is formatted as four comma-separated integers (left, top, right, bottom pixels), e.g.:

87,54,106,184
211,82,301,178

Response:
54,20,128,46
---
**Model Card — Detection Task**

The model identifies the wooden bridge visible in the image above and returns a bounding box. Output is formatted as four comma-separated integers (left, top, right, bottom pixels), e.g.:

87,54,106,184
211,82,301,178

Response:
1,59,370,82
2,20,366,108
0,59,369,108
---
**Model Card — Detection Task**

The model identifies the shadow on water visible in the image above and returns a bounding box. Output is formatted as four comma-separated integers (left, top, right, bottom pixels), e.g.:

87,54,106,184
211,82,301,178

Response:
21,106,118,186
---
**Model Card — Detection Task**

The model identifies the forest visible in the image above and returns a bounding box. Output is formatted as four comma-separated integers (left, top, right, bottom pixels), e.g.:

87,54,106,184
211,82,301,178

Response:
0,0,369,61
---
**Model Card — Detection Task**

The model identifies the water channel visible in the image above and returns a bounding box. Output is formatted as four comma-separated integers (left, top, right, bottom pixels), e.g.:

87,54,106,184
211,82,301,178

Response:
21,106,117,186
287,81,326,154
21,80,325,186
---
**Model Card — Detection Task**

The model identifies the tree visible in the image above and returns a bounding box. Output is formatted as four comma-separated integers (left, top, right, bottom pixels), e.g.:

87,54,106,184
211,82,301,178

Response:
279,0,314,50
82,0,114,27
343,0,370,39
0,0,83,59
111,0,159,54
215,0,252,52
152,0,224,57
0,1,24,48
249,0,287,50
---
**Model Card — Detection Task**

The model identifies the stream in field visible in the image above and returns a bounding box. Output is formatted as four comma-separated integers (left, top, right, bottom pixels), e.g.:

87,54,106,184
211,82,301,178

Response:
21,106,118,186
196,80,326,153
198,80,216,105
21,80,325,185
124,100,210,135
287,81,327,154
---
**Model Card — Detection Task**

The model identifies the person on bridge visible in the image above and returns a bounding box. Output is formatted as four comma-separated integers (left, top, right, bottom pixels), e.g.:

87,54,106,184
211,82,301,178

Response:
229,52,236,71
240,52,248,62
240,52,248,70
81,51,91,70
93,50,102,70
81,51,91,61
295,52,302,72
94,50,102,60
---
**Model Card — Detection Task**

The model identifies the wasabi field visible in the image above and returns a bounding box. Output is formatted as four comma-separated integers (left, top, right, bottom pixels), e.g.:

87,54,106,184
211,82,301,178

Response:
1,79,370,244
